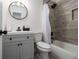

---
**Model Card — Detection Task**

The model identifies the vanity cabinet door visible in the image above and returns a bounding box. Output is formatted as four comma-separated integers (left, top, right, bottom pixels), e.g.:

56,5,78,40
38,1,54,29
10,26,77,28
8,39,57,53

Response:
3,43,19,59
20,40,34,59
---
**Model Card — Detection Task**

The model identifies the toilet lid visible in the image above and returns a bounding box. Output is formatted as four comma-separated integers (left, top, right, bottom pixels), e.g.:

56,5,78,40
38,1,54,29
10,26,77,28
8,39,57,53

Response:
37,42,51,49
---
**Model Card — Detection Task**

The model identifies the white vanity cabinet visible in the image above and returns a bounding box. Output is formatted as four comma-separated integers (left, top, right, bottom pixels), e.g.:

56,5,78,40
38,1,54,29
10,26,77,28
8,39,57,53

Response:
2,34,34,59
3,42,19,59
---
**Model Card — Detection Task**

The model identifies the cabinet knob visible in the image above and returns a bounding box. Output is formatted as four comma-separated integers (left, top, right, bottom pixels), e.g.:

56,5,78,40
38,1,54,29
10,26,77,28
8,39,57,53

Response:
27,36,29,39
18,43,23,46
10,38,12,40
0,30,7,35
20,43,23,46
3,30,7,35
18,44,20,46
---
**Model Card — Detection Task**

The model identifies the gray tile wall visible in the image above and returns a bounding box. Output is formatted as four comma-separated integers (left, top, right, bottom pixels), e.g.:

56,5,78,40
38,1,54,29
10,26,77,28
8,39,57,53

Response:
50,0,78,45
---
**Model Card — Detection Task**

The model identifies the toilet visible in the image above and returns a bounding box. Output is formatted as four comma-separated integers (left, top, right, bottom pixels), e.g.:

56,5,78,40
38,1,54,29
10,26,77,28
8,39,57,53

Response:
34,33,51,59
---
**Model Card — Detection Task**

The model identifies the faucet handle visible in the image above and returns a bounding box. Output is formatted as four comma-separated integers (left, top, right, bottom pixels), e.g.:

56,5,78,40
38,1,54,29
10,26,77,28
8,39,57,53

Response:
16,27,21,31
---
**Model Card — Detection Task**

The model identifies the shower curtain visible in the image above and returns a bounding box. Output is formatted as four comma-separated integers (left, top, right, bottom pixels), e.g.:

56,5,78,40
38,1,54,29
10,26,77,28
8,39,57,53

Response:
41,3,51,44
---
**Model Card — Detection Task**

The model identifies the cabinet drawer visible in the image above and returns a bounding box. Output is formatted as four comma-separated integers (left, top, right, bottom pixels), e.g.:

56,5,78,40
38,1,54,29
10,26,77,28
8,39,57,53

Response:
3,34,34,43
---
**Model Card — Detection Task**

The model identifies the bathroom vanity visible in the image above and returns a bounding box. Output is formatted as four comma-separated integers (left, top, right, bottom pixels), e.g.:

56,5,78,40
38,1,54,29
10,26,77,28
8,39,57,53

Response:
2,32,34,59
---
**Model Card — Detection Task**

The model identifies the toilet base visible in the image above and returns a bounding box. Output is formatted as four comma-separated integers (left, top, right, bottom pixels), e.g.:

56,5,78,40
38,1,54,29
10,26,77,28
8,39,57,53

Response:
40,51,49,59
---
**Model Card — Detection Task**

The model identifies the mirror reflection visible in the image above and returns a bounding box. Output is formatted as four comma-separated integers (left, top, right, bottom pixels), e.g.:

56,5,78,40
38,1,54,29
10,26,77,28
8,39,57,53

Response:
9,1,28,20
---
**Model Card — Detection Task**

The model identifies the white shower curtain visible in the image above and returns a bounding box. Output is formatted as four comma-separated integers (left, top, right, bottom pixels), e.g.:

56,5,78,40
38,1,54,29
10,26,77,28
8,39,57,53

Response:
41,3,51,44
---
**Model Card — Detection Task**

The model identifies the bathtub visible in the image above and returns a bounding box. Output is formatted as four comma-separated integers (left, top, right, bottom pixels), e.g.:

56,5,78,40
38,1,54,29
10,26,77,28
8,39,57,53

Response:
51,40,78,59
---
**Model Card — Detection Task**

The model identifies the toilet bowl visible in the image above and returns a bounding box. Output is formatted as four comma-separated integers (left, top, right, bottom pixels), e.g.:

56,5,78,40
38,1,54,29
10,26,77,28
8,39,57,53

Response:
34,33,51,59
36,41,51,59
37,42,51,52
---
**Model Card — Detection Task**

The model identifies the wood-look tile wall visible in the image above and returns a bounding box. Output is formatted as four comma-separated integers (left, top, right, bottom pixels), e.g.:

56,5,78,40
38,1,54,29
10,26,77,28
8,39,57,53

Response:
50,0,78,45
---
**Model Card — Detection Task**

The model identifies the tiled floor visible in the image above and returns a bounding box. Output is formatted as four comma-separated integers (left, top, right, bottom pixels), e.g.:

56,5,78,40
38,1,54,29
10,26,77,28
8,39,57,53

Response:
34,43,56,59
48,52,57,59
35,52,56,59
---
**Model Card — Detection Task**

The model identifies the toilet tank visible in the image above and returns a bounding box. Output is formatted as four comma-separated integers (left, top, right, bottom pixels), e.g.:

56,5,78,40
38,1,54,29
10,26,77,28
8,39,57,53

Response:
34,33,42,43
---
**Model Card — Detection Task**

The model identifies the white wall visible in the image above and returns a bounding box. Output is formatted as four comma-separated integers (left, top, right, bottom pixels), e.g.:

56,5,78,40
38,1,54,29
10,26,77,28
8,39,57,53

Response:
2,0,43,32
0,0,2,59
0,0,2,30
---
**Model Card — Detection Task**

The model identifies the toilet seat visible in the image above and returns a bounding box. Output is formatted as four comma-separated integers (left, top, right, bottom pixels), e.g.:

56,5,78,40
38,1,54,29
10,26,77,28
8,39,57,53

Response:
37,42,51,49
37,42,51,52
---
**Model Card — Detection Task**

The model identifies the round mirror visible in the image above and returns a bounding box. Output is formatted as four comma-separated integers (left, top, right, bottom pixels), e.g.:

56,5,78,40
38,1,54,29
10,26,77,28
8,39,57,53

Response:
9,1,28,20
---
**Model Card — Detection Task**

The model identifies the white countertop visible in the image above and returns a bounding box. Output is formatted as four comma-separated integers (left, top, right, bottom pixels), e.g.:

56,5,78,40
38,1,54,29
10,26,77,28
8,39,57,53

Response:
6,31,42,35
8,31,33,35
